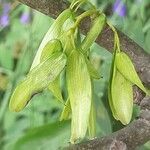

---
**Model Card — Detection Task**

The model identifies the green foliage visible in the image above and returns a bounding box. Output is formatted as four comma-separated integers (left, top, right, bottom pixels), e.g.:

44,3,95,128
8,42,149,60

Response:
12,121,70,150
0,0,150,150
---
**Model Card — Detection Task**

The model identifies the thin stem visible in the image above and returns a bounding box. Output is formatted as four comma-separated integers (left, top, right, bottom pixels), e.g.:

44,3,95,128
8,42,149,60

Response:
71,0,96,12
70,0,80,9
107,21,121,53
0,83,13,122
74,0,86,12
71,9,98,32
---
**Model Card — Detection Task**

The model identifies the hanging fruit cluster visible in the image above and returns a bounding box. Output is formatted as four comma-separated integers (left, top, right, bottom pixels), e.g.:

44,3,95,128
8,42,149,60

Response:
9,0,149,143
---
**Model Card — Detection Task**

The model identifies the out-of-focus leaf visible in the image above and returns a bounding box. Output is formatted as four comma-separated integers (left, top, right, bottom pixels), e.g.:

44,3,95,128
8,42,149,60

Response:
85,58,100,79
0,44,13,70
0,73,9,91
122,19,145,49
95,93,112,136
12,121,70,150
91,44,112,136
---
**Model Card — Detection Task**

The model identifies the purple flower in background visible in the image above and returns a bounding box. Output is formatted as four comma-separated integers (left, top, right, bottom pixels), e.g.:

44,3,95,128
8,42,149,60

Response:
20,12,30,24
113,0,127,17
0,3,11,28
0,14,9,27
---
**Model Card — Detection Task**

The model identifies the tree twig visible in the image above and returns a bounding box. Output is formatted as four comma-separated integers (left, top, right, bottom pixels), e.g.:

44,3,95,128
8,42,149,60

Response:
17,0,150,149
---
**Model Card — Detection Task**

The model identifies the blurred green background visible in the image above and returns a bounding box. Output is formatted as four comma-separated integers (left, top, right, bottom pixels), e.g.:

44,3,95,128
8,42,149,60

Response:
0,0,150,150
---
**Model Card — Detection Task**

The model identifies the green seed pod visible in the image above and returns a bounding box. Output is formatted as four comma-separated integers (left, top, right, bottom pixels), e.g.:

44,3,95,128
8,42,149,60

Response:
67,50,92,143
9,52,67,112
111,71,133,125
81,14,106,52
115,52,149,95
108,51,133,124
9,78,33,112
40,39,64,102
31,9,72,70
